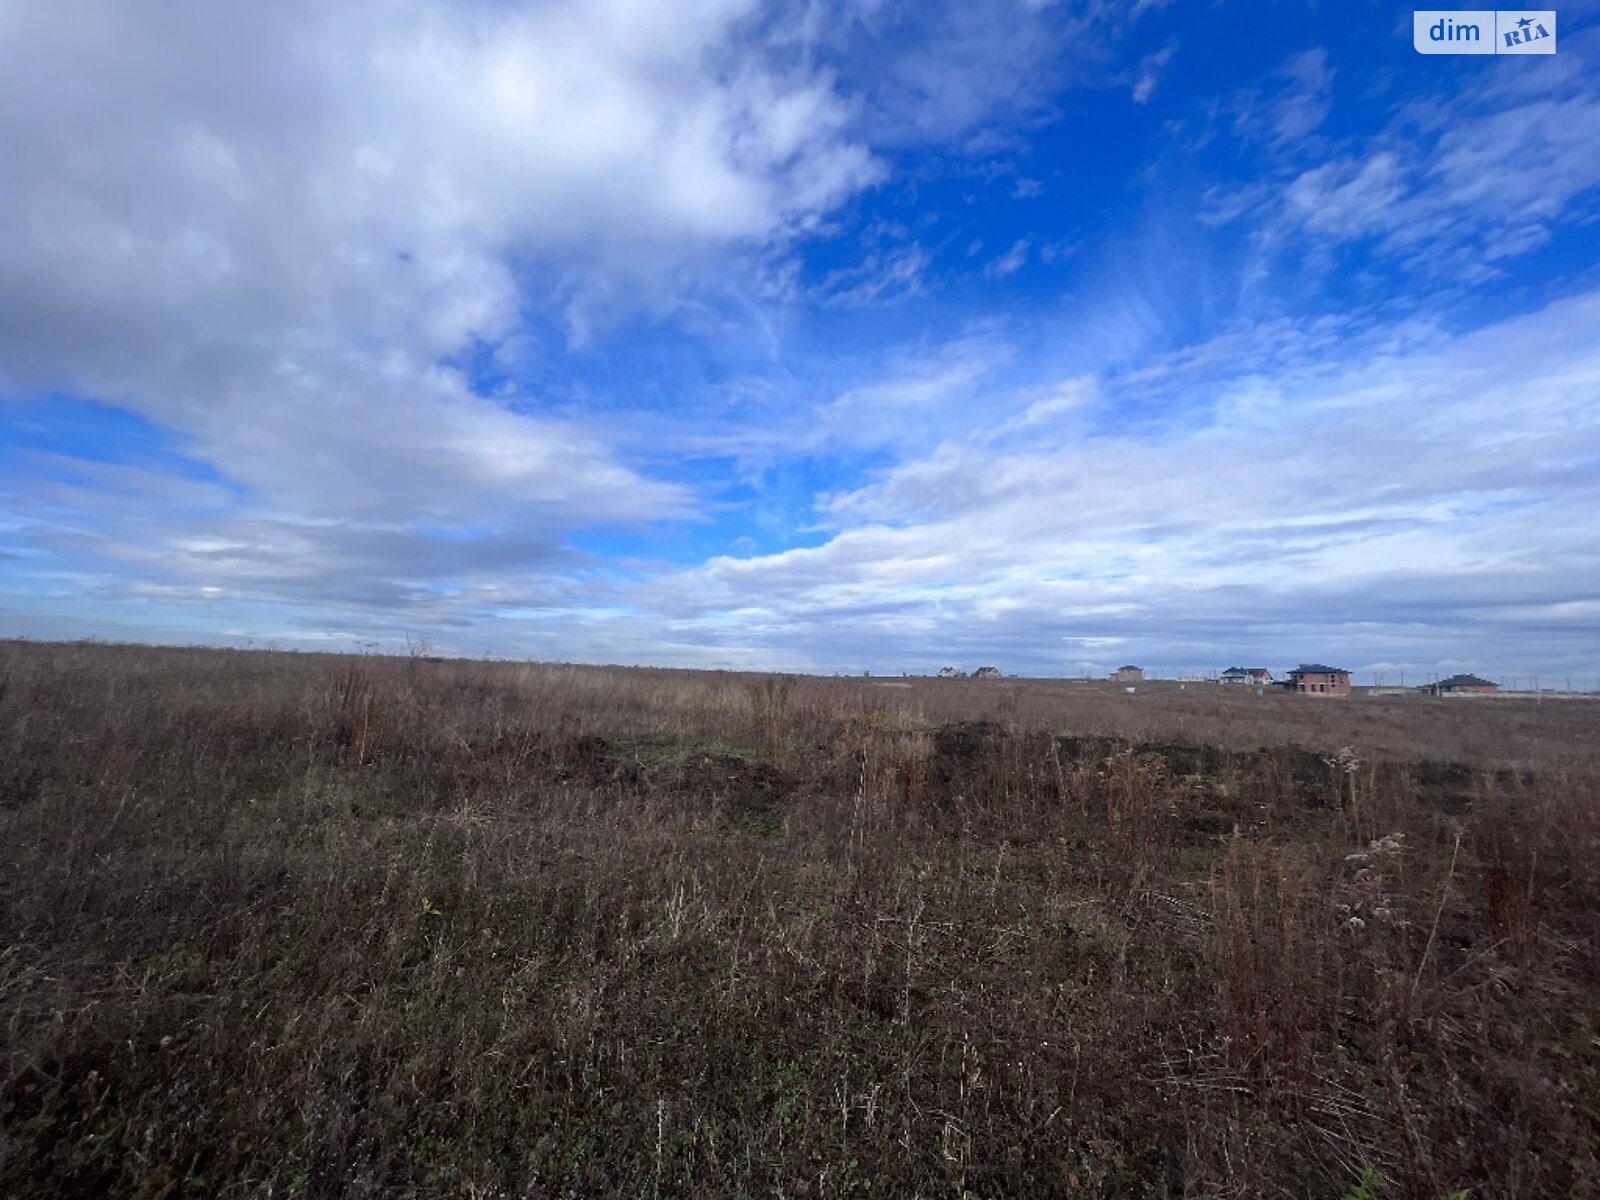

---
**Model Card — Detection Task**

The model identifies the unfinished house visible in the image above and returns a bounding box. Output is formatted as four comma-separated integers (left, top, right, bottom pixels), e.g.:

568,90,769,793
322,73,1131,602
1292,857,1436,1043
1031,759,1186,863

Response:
1286,664,1351,696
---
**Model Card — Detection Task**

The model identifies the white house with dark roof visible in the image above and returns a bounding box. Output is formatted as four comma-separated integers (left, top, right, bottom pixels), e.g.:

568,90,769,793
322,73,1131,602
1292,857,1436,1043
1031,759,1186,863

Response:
1425,673,1499,695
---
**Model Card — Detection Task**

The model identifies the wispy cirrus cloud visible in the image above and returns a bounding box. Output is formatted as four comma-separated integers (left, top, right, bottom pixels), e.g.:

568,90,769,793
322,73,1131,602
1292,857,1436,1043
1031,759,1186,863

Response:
1207,33,1600,283
1131,43,1176,104
814,244,933,308
984,239,1032,278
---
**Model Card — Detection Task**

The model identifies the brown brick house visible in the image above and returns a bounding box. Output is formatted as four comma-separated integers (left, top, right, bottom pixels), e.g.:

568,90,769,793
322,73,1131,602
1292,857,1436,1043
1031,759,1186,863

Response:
1110,665,1143,683
1287,664,1350,696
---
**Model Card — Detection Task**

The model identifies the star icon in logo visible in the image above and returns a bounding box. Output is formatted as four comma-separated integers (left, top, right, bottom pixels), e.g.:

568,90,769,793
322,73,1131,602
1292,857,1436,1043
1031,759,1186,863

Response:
1517,16,1533,29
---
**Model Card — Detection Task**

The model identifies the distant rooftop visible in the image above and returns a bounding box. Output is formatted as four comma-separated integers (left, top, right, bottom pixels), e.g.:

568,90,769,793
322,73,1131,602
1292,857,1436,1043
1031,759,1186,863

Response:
1291,663,1347,675
1434,673,1497,689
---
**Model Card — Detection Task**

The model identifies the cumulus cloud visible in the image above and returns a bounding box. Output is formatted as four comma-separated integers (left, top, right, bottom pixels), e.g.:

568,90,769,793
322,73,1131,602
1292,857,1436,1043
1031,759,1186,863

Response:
0,0,888,361
0,0,893,614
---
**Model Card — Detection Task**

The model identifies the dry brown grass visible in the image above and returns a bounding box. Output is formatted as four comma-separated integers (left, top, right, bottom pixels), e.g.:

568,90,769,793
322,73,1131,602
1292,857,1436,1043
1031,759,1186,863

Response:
2,639,1598,1197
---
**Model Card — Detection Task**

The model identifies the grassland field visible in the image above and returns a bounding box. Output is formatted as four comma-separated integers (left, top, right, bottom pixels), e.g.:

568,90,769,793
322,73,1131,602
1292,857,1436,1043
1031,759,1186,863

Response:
2,639,1598,1198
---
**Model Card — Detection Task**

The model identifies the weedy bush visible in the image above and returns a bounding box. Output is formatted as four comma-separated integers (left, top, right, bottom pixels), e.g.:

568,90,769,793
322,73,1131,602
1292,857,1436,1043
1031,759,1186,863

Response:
1,639,1597,1197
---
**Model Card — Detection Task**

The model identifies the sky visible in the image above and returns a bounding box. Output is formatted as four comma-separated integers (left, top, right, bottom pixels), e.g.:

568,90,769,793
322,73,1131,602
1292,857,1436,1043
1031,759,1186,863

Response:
2,1,1599,681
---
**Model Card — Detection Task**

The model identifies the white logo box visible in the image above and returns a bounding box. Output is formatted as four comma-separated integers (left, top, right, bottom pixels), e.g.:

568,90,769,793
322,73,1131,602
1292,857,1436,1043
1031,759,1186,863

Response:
1414,10,1556,54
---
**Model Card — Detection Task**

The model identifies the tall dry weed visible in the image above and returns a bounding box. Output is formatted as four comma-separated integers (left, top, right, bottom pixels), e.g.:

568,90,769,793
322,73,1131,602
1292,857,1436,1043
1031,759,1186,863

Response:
1213,838,1326,1077
1101,749,1177,906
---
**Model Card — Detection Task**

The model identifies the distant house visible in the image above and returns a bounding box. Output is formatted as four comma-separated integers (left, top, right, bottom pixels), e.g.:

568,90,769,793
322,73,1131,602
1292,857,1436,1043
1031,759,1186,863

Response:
1110,665,1144,683
973,665,1002,678
1427,673,1500,695
937,666,964,678
1287,663,1351,696
1220,667,1272,686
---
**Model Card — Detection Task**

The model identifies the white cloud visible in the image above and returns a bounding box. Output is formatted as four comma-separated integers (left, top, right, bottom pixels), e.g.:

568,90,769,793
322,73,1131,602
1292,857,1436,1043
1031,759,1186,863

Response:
0,0,894,609
641,290,1600,675
1131,44,1175,105
5,2,1595,683
0,1,1159,648
1212,37,1600,279
984,238,1032,278
1282,151,1409,238
1228,47,1335,146
1275,91,1600,260
0,1,887,364
812,335,1014,450
1271,48,1335,141
815,244,932,308
989,376,1100,436
831,0,1089,145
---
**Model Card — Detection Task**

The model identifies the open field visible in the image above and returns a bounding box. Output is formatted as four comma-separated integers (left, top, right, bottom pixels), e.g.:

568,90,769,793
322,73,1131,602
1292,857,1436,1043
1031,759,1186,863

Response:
2,640,1598,1197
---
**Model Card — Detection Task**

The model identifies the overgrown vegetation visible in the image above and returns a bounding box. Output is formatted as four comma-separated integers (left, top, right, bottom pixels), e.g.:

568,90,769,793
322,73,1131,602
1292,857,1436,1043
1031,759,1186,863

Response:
2,640,1597,1197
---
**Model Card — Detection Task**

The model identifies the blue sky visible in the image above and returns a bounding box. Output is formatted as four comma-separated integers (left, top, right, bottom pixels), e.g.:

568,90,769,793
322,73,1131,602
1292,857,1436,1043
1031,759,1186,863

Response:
3,1,1599,679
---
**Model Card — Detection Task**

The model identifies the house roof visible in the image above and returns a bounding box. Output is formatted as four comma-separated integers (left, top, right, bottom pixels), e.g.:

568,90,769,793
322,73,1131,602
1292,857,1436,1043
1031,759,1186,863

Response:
1116,664,1141,671
1435,673,1497,689
1222,666,1269,674
1290,663,1347,675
